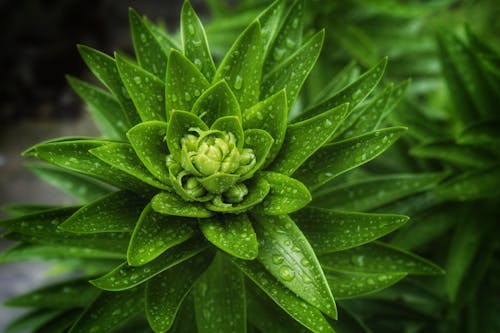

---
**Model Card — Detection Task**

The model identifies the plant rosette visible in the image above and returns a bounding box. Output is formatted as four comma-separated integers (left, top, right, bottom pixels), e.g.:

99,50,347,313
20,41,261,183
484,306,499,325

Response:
0,1,444,332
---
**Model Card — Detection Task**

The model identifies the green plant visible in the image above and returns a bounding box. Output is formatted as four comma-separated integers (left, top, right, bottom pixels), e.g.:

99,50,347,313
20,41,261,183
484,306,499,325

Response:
0,1,444,332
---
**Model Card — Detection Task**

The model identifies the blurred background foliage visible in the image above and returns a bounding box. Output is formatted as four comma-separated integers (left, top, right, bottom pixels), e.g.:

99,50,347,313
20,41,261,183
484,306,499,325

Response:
1,0,499,332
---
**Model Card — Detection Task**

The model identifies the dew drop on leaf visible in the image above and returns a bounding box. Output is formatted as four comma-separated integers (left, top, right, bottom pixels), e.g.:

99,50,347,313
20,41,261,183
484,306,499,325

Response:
279,265,296,281
234,75,243,90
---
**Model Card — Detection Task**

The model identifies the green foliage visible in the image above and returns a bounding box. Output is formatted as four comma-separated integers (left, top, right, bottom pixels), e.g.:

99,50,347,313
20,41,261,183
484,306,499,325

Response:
0,1,459,333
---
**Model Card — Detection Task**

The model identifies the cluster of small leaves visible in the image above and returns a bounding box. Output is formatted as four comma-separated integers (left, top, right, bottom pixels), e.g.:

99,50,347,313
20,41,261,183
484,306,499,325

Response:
1,1,444,333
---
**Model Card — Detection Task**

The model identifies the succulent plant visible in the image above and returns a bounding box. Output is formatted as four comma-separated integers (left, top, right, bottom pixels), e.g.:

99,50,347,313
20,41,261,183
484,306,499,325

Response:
0,1,444,332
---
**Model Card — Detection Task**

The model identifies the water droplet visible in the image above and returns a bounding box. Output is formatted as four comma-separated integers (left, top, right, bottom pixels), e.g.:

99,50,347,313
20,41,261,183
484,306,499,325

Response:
292,18,299,29
351,255,365,266
121,86,131,99
171,94,178,102
273,47,286,61
133,76,142,84
188,24,195,35
234,75,243,90
272,254,284,265
140,33,147,42
194,58,202,67
156,94,164,102
184,92,191,101
286,38,296,49
279,265,296,281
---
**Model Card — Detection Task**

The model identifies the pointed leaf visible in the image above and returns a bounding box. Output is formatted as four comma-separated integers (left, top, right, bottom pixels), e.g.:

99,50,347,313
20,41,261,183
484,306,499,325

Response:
241,129,274,180
259,172,311,215
127,121,171,184
24,140,152,192
167,110,208,161
192,80,241,127
34,310,81,333
319,242,444,275
60,191,146,233
294,127,406,190
115,52,166,121
270,103,349,175
26,163,112,204
67,76,129,140
252,213,337,319
181,0,216,80
77,45,140,125
214,21,263,111
165,49,210,117
129,8,168,79
256,0,285,51
5,309,60,333
152,191,213,218
194,254,246,333
263,0,304,73
211,116,244,150
231,257,334,333
146,252,212,333
204,177,270,213
90,143,169,190
293,207,408,254
127,203,195,266
313,172,447,211
5,279,99,309
261,29,324,109
199,213,258,260
91,237,208,291
242,90,287,165
326,270,406,300
458,120,500,146
69,287,144,333
295,57,387,122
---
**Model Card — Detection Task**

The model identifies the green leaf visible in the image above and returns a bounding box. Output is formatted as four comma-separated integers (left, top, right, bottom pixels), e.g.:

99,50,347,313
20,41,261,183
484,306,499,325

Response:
211,116,245,150
127,121,171,184
167,110,208,161
115,52,166,121
313,61,359,104
252,213,337,319
261,29,324,109
34,310,81,333
199,213,258,260
146,252,212,333
337,83,396,139
294,127,406,190
0,207,77,234
77,45,140,125
90,143,169,190
263,0,304,73
24,139,152,192
194,253,246,333
313,172,447,212
433,166,500,201
294,57,387,122
90,237,208,291
129,8,168,79
127,203,195,266
246,285,310,333
204,177,271,213
181,0,216,80
2,204,56,217
165,49,210,117
60,191,147,233
231,257,334,333
293,207,408,254
152,191,213,218
192,80,241,127
242,90,288,165
0,243,123,262
66,76,129,140
269,103,349,175
256,0,285,51
241,129,274,180
410,142,495,168
259,172,311,215
5,279,100,309
69,286,144,333
213,21,263,111
326,270,406,300
26,162,112,204
199,173,240,194
319,242,444,275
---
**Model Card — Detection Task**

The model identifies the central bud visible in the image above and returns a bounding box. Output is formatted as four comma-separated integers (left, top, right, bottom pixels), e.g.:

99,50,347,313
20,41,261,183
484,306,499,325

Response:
168,128,257,205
